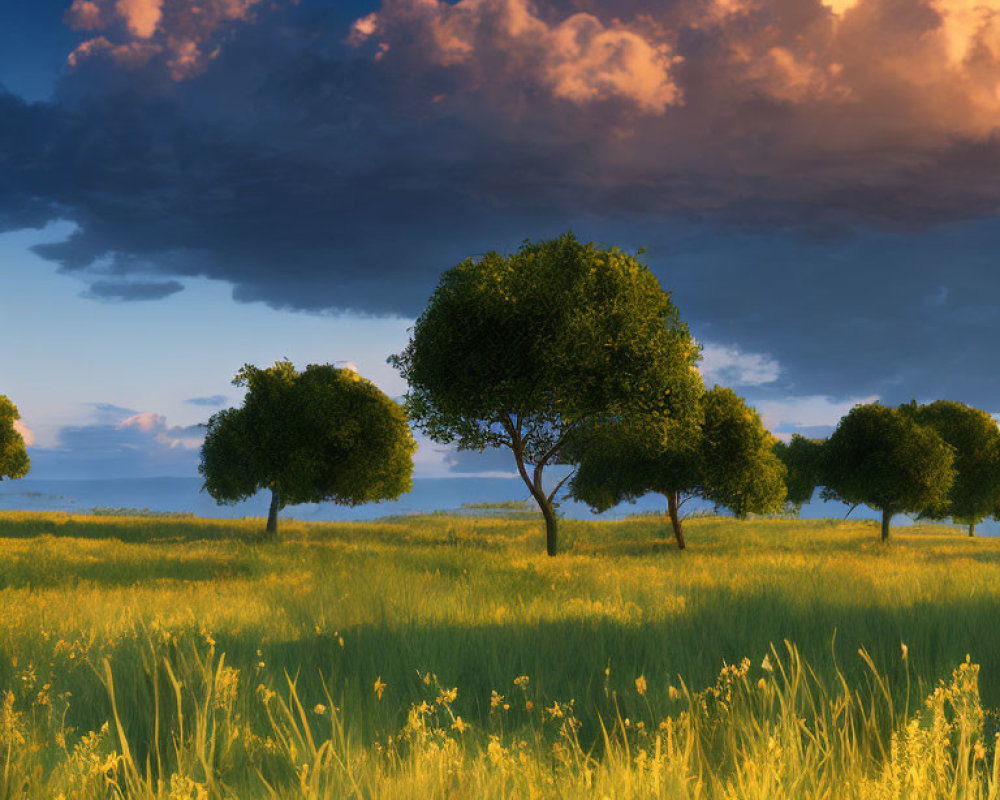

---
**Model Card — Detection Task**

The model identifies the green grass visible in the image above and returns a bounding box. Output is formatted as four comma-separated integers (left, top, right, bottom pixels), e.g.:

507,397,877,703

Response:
0,510,998,797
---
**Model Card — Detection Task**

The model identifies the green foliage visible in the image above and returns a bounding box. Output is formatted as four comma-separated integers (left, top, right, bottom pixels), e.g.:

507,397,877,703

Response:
200,362,415,534
899,400,1000,528
699,387,787,516
391,232,702,555
0,395,29,482
569,387,786,537
774,434,826,507
822,403,955,535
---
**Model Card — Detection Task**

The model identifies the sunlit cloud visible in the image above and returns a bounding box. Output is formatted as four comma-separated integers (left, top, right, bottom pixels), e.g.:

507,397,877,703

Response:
700,343,781,388
350,0,682,114
759,394,881,440
67,0,272,80
12,420,34,447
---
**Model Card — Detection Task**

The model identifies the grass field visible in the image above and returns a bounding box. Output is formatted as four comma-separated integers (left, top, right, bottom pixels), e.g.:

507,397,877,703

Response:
0,509,998,798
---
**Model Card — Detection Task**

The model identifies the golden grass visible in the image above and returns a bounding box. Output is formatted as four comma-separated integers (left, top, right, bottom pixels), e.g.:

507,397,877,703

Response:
0,510,997,797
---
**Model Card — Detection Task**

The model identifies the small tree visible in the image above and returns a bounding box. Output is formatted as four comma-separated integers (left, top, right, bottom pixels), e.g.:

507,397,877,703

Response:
899,400,1000,537
200,362,415,537
391,233,703,556
0,396,30,482
569,387,787,549
821,403,954,541
774,434,825,508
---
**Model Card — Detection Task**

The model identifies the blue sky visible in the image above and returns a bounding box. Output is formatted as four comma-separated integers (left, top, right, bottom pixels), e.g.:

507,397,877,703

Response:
3,0,1000,481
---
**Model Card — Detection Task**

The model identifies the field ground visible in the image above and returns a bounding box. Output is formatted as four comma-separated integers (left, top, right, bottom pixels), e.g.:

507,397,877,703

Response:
0,510,998,797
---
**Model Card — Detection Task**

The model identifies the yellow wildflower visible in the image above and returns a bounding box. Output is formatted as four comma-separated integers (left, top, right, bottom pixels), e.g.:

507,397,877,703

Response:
451,716,467,734
373,676,386,700
635,675,647,697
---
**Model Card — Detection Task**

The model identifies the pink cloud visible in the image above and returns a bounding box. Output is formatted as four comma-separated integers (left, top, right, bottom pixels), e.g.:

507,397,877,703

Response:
65,0,106,30
118,411,166,432
12,420,34,448
350,0,682,114
65,0,270,79
116,0,163,39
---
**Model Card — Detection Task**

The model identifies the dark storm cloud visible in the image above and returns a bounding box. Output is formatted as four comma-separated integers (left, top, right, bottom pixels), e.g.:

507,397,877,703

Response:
6,0,1000,405
83,279,184,300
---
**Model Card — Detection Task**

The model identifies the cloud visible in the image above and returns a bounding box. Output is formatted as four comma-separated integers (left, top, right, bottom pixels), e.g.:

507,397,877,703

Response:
67,0,269,80
186,395,228,407
12,420,34,447
83,279,185,301
700,343,781,387
757,393,881,440
27,405,204,478
8,0,1000,414
350,0,682,114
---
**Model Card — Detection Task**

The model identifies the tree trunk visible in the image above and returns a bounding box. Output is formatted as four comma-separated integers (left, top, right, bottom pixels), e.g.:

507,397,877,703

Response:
538,495,559,557
666,491,686,550
266,487,280,539
880,508,891,542
969,522,976,538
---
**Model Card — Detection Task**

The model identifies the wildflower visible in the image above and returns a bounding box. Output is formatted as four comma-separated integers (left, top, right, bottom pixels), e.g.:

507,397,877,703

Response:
514,675,530,689
313,704,327,716
490,690,505,710
668,685,680,701
757,678,767,691
761,653,773,672
525,700,533,712
338,635,344,648
975,742,986,762
901,642,908,661
437,687,458,705
373,676,386,700
547,702,563,718
635,675,647,697
451,716,467,734
487,739,504,764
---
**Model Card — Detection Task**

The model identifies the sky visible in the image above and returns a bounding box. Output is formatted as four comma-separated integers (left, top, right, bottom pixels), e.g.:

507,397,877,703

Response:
2,0,1000,481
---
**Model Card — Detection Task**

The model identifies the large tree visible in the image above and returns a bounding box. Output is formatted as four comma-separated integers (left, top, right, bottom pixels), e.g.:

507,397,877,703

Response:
390,233,703,556
0,396,30,483
899,400,1000,537
821,403,955,541
569,386,786,549
200,362,415,537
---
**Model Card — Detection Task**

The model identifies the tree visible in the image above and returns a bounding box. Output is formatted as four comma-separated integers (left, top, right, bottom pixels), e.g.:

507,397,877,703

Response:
774,434,825,508
0,396,30,483
390,233,703,556
569,386,786,549
821,403,955,542
899,400,1000,537
200,362,416,537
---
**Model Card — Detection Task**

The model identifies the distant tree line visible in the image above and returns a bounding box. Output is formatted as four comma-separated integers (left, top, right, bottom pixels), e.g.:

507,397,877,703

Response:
6,233,997,553
777,400,1000,541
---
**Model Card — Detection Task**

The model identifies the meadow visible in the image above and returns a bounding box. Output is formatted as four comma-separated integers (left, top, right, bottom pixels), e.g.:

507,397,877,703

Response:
0,510,998,798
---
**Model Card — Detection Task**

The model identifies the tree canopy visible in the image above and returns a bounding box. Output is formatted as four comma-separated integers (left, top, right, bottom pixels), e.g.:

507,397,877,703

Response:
774,434,825,508
899,400,1000,536
821,403,955,541
569,386,786,549
0,396,29,483
200,362,416,537
391,232,703,555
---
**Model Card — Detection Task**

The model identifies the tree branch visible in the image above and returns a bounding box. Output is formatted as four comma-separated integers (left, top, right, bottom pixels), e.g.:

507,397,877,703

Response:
547,467,577,504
